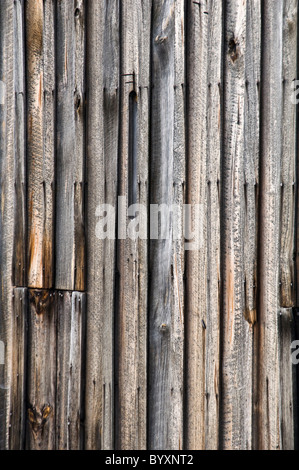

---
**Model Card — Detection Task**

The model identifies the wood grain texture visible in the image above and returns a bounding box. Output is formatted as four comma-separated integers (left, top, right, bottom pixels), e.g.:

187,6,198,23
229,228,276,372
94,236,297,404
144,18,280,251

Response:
279,0,297,308
148,0,185,450
85,0,119,450
257,0,283,450
56,292,85,450
185,0,222,450
278,308,296,450
12,0,26,287
9,288,27,450
221,0,253,450
55,0,86,291
0,0,15,450
26,0,55,289
116,0,151,450
26,289,56,450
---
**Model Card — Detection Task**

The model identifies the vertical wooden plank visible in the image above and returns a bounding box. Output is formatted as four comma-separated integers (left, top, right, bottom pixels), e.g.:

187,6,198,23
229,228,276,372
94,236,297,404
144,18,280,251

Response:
55,0,86,291
0,0,15,450
221,0,253,449
185,0,222,450
85,0,119,450
9,288,27,450
26,289,56,450
280,0,297,308
56,291,85,450
12,0,26,287
116,0,151,450
278,308,296,449
26,0,55,289
149,0,185,450
257,0,283,450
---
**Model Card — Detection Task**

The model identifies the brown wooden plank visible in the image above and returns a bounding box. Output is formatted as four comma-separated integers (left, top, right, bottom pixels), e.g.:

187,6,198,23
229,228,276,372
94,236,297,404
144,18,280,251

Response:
12,0,26,287
85,0,119,450
56,291,85,450
257,0,283,450
26,0,55,289
55,0,86,291
9,288,27,450
0,0,16,450
116,0,151,450
279,0,297,308
221,0,253,450
26,289,56,450
148,0,185,450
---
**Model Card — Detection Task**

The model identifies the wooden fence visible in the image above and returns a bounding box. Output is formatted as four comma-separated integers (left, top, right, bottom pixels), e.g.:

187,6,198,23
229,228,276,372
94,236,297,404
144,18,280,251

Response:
0,0,298,450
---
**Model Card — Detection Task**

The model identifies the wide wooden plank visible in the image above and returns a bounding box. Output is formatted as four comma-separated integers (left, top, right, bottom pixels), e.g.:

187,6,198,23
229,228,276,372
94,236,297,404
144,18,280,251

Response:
257,0,283,450
279,0,297,308
221,0,253,450
116,0,151,450
148,0,185,450
26,0,55,289
12,0,26,287
0,0,15,450
55,0,86,291
26,289,56,450
9,288,27,450
56,291,85,450
85,0,119,450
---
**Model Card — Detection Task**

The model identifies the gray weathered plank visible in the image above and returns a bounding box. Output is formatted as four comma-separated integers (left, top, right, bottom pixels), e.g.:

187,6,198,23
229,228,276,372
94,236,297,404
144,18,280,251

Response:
9,288,27,450
26,289,56,450
56,291,85,450
26,0,55,289
0,0,15,450
221,0,253,450
55,0,86,292
12,0,26,287
148,0,185,450
85,0,119,450
257,0,283,450
116,0,151,450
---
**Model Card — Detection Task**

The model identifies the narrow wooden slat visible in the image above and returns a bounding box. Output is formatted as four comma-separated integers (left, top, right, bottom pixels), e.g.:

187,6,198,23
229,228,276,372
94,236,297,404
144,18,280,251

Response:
116,0,151,450
26,0,55,289
0,0,15,450
278,308,296,449
257,0,283,450
149,0,185,450
55,0,86,291
279,0,297,308
9,288,27,450
85,0,119,450
12,0,26,287
221,0,253,449
56,291,85,450
26,289,56,450
185,0,222,450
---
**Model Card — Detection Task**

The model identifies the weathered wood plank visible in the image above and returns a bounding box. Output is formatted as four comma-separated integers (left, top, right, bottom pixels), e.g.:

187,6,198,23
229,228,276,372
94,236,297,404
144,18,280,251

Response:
278,308,296,450
148,0,185,450
55,0,86,291
221,0,253,450
116,0,151,450
257,0,283,450
9,288,27,450
185,0,222,450
0,0,15,450
12,0,26,287
26,0,55,289
279,0,297,308
56,291,85,450
26,289,56,450
85,0,119,450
